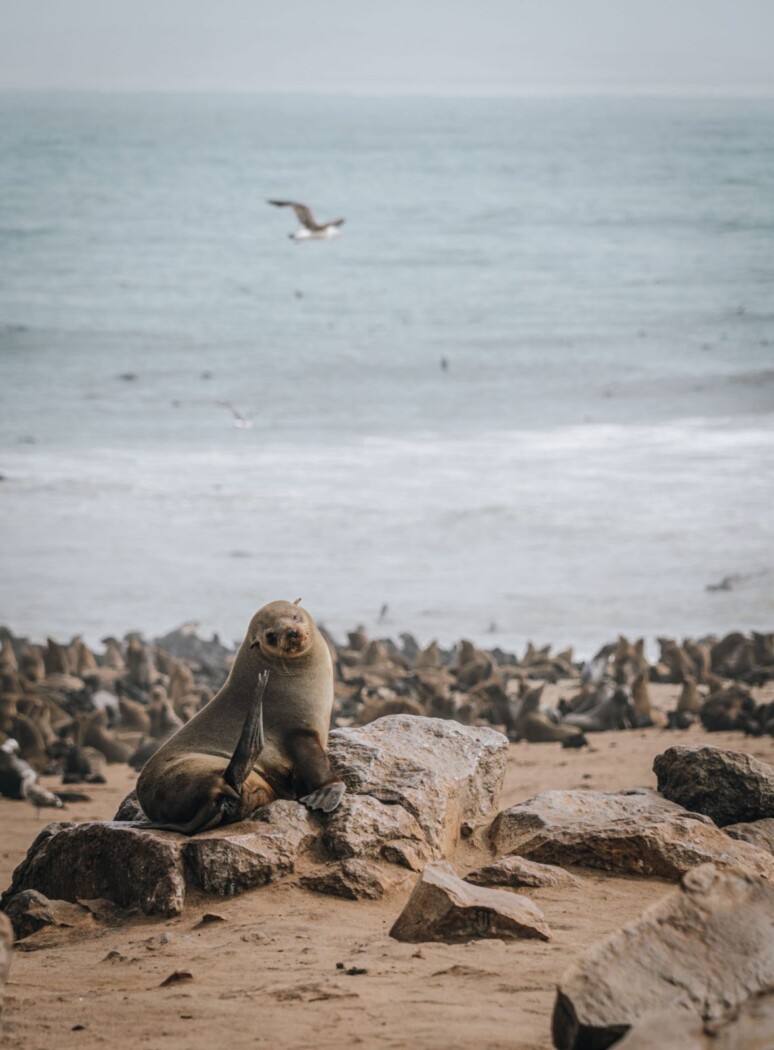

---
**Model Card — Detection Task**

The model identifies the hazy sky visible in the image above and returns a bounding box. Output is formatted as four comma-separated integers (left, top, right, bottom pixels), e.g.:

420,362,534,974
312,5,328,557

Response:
2,0,773,94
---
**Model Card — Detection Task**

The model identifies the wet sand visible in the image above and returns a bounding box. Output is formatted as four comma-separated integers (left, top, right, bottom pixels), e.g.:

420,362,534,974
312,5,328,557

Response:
2,686,774,1050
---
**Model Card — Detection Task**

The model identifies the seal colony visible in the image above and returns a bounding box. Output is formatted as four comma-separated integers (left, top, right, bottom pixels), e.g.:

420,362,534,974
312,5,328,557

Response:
0,619,773,811
136,600,345,833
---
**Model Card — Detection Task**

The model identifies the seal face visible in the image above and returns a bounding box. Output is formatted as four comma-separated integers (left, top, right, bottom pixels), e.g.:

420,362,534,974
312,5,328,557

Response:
136,600,345,834
249,602,313,660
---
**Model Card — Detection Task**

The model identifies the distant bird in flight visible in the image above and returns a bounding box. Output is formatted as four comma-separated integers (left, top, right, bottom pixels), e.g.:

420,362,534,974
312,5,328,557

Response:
267,200,345,241
217,401,253,429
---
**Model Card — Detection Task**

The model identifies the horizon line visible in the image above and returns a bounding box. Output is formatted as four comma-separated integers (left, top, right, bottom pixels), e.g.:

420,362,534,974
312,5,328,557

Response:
1,84,774,100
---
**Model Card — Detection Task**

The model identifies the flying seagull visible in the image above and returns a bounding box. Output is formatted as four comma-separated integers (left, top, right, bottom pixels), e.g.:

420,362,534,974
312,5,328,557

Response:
217,401,253,429
267,200,345,241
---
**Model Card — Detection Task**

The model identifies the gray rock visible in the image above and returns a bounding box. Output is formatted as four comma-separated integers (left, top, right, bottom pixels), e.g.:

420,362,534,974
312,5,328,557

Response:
300,860,408,900
613,1009,709,1049
615,992,774,1049
389,861,551,943
328,715,508,855
711,989,774,1050
725,817,774,855
654,744,774,826
465,855,581,889
113,789,145,822
3,889,95,940
184,801,318,896
322,794,432,868
489,788,774,880
1,802,318,917
1,821,186,916
0,911,11,1010
552,864,774,1050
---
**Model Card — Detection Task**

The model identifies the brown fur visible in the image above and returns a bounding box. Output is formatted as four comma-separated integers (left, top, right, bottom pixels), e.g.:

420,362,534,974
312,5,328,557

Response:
137,600,342,832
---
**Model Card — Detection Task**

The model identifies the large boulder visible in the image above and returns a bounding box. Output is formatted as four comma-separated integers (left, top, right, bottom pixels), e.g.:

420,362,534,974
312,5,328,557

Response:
183,801,319,896
1,821,187,916
327,716,508,855
489,789,774,880
390,861,550,943
0,911,11,1010
552,864,774,1050
654,745,774,826
0,803,318,917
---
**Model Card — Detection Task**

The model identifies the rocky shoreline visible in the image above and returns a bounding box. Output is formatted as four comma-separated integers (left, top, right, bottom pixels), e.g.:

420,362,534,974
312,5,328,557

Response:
1,622,774,1049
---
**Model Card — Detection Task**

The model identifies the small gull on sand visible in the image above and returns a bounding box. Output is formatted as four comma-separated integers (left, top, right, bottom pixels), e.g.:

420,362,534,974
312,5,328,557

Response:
267,200,345,241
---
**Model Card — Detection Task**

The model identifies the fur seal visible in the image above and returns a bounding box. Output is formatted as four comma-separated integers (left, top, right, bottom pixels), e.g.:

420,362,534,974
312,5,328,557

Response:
136,600,345,834
516,684,586,746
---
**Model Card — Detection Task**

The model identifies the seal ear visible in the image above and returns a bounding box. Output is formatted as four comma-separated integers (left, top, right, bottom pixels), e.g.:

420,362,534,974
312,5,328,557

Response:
293,597,302,606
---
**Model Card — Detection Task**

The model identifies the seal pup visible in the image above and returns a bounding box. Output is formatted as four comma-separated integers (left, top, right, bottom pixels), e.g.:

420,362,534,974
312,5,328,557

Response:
136,600,345,834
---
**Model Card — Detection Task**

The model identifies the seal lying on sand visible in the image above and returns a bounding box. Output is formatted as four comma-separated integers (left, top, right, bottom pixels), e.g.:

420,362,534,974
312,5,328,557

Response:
136,600,345,834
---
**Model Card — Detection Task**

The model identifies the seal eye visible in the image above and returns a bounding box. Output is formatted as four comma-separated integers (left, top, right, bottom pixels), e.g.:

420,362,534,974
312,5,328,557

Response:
265,631,278,647
292,614,301,623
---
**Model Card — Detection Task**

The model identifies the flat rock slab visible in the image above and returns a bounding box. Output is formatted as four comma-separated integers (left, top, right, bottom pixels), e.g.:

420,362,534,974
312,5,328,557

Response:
390,861,551,943
552,863,774,1050
466,855,581,889
3,889,97,940
185,801,318,896
300,860,408,900
654,744,774,826
489,788,774,880
725,817,774,856
0,912,11,1010
1,801,318,917
328,715,508,856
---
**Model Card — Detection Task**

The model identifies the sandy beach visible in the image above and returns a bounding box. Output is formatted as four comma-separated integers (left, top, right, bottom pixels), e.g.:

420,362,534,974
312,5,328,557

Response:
2,681,773,1050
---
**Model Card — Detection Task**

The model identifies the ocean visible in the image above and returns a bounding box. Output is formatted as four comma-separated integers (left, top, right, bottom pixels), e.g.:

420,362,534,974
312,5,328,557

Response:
1,92,772,656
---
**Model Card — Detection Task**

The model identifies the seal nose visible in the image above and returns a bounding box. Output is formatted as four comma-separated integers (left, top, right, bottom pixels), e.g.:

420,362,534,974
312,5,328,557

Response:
288,628,299,641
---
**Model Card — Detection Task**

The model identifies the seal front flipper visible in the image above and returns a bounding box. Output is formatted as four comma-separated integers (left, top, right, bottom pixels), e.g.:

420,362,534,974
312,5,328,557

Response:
301,781,346,813
287,727,346,813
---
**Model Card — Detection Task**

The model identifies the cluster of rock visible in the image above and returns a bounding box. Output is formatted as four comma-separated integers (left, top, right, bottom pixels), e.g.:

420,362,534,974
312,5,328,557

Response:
2,718,774,1046
2,716,509,916
1,623,773,807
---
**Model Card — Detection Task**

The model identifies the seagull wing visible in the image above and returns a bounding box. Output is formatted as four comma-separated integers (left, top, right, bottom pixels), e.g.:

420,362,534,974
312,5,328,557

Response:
218,401,244,421
267,200,319,231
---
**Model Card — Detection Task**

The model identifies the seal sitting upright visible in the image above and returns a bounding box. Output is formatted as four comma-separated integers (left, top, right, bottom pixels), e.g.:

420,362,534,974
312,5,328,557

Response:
136,600,345,834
